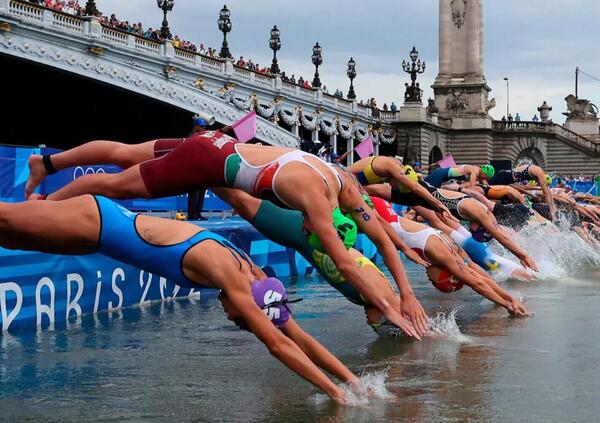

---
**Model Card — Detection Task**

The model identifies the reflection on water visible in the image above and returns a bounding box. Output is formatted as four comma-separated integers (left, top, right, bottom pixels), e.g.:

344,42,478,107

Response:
1,258,600,422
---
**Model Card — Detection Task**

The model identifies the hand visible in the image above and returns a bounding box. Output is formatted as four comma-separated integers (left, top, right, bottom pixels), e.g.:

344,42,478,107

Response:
438,209,460,224
332,388,348,405
400,294,429,337
520,255,538,272
403,248,430,268
506,299,529,317
383,308,421,340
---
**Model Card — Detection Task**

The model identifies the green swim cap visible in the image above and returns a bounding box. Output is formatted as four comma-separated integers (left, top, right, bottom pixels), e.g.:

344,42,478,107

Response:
480,164,495,178
307,208,358,252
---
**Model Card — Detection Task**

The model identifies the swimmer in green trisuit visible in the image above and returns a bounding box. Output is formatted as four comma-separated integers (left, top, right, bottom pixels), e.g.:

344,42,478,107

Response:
214,187,423,336
0,195,364,402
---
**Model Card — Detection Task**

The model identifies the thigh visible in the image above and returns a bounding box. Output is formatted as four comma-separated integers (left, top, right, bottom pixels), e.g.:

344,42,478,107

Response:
0,196,100,254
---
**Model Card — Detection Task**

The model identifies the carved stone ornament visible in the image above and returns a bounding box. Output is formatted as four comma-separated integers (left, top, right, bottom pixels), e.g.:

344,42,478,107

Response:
446,90,469,112
0,22,11,32
88,46,104,56
563,94,598,120
194,78,205,90
450,0,467,29
163,65,176,78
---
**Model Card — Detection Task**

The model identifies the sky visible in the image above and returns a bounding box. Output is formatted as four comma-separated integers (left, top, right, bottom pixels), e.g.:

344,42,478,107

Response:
97,0,600,123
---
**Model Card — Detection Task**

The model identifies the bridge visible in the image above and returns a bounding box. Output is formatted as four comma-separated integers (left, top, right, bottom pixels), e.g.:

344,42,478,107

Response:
0,0,388,156
1,0,599,174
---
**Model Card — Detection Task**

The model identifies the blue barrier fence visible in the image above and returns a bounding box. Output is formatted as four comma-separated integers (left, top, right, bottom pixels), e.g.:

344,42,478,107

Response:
0,145,233,211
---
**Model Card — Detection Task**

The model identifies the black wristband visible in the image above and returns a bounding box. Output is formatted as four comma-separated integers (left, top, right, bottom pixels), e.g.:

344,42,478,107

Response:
42,154,58,175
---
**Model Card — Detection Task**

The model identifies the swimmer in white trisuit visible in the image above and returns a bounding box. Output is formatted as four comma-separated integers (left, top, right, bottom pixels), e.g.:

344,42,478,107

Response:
0,195,365,402
371,183,538,272
371,197,529,316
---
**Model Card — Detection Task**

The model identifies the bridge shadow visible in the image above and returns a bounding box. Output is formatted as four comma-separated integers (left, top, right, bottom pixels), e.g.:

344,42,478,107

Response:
1,53,194,149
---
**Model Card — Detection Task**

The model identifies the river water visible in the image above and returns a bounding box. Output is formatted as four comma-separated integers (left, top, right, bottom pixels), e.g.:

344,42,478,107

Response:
1,226,599,422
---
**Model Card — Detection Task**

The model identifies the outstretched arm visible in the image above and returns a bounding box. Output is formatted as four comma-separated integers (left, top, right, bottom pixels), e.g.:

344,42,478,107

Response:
347,194,429,336
374,212,430,267
282,318,359,386
304,198,421,340
223,281,347,403
471,206,538,272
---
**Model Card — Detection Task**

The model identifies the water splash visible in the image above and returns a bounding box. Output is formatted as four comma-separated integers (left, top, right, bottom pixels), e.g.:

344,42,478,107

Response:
313,369,393,407
428,309,471,343
491,222,600,280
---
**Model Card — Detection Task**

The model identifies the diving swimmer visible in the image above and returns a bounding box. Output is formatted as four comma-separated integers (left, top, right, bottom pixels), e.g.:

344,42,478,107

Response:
0,195,360,402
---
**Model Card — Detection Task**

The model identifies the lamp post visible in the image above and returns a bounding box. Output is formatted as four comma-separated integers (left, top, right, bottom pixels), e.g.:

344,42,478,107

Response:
346,57,356,100
84,0,98,16
156,0,174,40
217,5,233,59
311,42,322,88
401,46,426,103
504,77,510,118
269,25,281,74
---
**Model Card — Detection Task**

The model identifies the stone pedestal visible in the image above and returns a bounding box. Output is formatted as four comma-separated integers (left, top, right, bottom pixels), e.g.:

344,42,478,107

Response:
433,0,494,128
564,118,600,137
398,102,427,122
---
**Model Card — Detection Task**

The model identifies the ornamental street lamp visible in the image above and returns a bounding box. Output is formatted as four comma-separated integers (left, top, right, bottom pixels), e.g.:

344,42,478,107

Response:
156,0,174,40
84,0,98,16
401,46,426,103
504,76,510,118
218,5,233,59
346,57,357,100
311,42,322,88
269,25,281,74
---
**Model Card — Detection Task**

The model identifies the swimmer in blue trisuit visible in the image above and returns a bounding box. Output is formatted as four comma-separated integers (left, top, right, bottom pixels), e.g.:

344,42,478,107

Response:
214,187,422,336
0,195,362,402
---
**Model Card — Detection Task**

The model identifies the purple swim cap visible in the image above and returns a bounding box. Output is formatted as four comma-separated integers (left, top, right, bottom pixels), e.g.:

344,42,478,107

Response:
250,278,291,329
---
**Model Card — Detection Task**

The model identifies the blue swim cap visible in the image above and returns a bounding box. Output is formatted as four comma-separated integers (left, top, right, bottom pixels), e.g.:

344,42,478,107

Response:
193,117,207,127
413,161,421,167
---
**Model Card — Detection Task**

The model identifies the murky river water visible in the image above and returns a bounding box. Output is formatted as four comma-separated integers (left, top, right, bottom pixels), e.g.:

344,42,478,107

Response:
1,226,600,422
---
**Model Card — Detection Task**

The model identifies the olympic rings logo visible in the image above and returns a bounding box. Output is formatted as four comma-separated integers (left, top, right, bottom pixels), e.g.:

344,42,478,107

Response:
73,166,106,180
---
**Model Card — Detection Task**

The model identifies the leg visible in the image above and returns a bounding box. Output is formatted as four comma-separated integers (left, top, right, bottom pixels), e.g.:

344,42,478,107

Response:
47,164,150,201
26,140,158,198
364,183,392,201
0,196,100,254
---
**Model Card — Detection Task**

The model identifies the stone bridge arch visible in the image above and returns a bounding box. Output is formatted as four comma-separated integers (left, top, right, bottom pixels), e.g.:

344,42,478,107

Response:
508,136,547,168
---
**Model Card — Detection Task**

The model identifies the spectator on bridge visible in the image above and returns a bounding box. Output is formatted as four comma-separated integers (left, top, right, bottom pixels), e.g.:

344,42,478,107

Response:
390,102,397,112
290,74,296,84
297,76,304,86
515,113,521,123
383,103,389,111
236,56,246,67
323,85,329,94
302,80,312,89
532,114,539,122
172,35,181,48
199,44,206,55
507,114,514,128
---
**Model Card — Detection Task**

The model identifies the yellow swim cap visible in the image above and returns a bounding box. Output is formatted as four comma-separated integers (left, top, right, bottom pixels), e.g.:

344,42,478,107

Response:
397,165,418,193
545,174,553,186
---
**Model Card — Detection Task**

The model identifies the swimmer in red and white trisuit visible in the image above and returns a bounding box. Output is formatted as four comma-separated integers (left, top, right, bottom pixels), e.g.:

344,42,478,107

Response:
0,194,360,403
25,134,430,336
370,196,529,316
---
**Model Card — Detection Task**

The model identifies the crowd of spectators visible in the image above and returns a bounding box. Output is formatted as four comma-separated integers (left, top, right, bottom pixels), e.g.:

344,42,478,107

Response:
27,0,401,107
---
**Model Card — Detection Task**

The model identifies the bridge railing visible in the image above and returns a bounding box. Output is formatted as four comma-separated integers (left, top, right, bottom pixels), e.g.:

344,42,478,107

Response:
492,120,600,155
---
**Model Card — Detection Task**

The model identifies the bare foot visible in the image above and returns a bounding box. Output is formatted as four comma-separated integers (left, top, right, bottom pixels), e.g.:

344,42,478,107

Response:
25,155,48,199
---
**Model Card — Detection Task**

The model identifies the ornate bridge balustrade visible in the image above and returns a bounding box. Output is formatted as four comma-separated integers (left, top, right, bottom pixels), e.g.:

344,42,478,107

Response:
0,0,381,157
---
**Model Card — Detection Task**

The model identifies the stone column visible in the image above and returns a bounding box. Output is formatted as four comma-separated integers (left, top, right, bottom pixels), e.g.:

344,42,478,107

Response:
347,137,354,165
439,0,451,76
466,0,481,77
